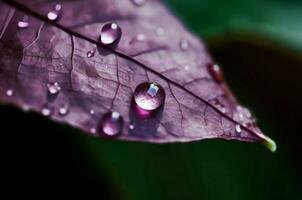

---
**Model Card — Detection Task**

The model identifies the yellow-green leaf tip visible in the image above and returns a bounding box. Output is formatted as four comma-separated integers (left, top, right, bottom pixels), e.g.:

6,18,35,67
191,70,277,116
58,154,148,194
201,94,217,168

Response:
263,136,277,152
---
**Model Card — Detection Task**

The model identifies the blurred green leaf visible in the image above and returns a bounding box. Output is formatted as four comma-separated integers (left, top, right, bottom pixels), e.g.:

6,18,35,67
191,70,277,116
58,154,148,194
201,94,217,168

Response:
165,0,302,50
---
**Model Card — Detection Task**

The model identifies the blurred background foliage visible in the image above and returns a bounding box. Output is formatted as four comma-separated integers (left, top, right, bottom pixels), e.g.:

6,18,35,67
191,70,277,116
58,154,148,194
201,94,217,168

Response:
1,0,301,199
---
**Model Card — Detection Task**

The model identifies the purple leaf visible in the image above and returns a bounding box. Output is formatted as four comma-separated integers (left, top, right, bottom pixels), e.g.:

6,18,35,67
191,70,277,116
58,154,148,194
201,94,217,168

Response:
0,0,276,151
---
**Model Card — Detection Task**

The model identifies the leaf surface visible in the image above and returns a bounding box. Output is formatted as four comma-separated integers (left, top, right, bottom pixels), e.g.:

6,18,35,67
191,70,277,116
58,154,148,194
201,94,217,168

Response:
0,0,275,151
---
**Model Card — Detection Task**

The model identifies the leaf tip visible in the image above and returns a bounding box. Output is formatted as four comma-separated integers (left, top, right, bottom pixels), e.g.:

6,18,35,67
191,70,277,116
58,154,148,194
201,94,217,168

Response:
262,136,277,152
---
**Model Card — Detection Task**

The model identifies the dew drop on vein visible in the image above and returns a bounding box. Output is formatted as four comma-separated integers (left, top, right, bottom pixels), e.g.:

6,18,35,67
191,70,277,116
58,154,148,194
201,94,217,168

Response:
47,4,62,21
47,82,61,95
98,111,124,137
134,82,165,111
131,0,147,6
17,16,29,29
99,22,122,45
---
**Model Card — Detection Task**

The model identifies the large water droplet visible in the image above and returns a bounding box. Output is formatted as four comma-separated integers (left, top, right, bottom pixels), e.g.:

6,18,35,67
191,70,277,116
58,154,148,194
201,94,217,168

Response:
17,16,29,29
5,89,14,97
47,82,61,95
99,22,122,45
131,0,147,6
98,111,124,137
180,39,189,51
86,49,95,58
41,107,52,116
59,104,69,116
134,82,165,111
208,63,223,83
47,4,62,21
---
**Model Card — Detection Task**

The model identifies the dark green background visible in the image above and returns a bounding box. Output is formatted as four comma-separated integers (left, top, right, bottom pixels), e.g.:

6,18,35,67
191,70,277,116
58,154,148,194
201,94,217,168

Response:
1,0,301,199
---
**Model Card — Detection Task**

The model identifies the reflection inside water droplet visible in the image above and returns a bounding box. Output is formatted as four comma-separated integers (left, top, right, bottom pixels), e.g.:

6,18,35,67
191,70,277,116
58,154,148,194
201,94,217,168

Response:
129,124,135,130
98,111,124,137
131,0,147,6
99,22,122,45
134,82,165,111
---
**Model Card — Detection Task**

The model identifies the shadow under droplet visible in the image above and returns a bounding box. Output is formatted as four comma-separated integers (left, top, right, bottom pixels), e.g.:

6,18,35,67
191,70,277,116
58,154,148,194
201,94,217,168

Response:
47,91,59,102
129,98,163,138
97,40,121,57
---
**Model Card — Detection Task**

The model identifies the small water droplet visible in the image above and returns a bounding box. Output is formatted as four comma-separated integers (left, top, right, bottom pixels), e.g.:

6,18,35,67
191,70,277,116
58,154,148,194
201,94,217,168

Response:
47,4,62,21
87,49,95,58
180,39,189,51
129,124,135,130
98,111,124,137
235,124,242,134
47,82,61,95
99,22,122,45
213,99,226,113
105,65,109,69
155,27,165,36
41,107,52,116
134,82,165,111
136,34,146,41
90,109,95,115
131,0,147,6
208,63,223,83
6,89,14,97
22,105,30,112
129,34,146,44
184,65,190,71
55,4,62,11
90,128,96,134
17,16,29,29
59,104,69,116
